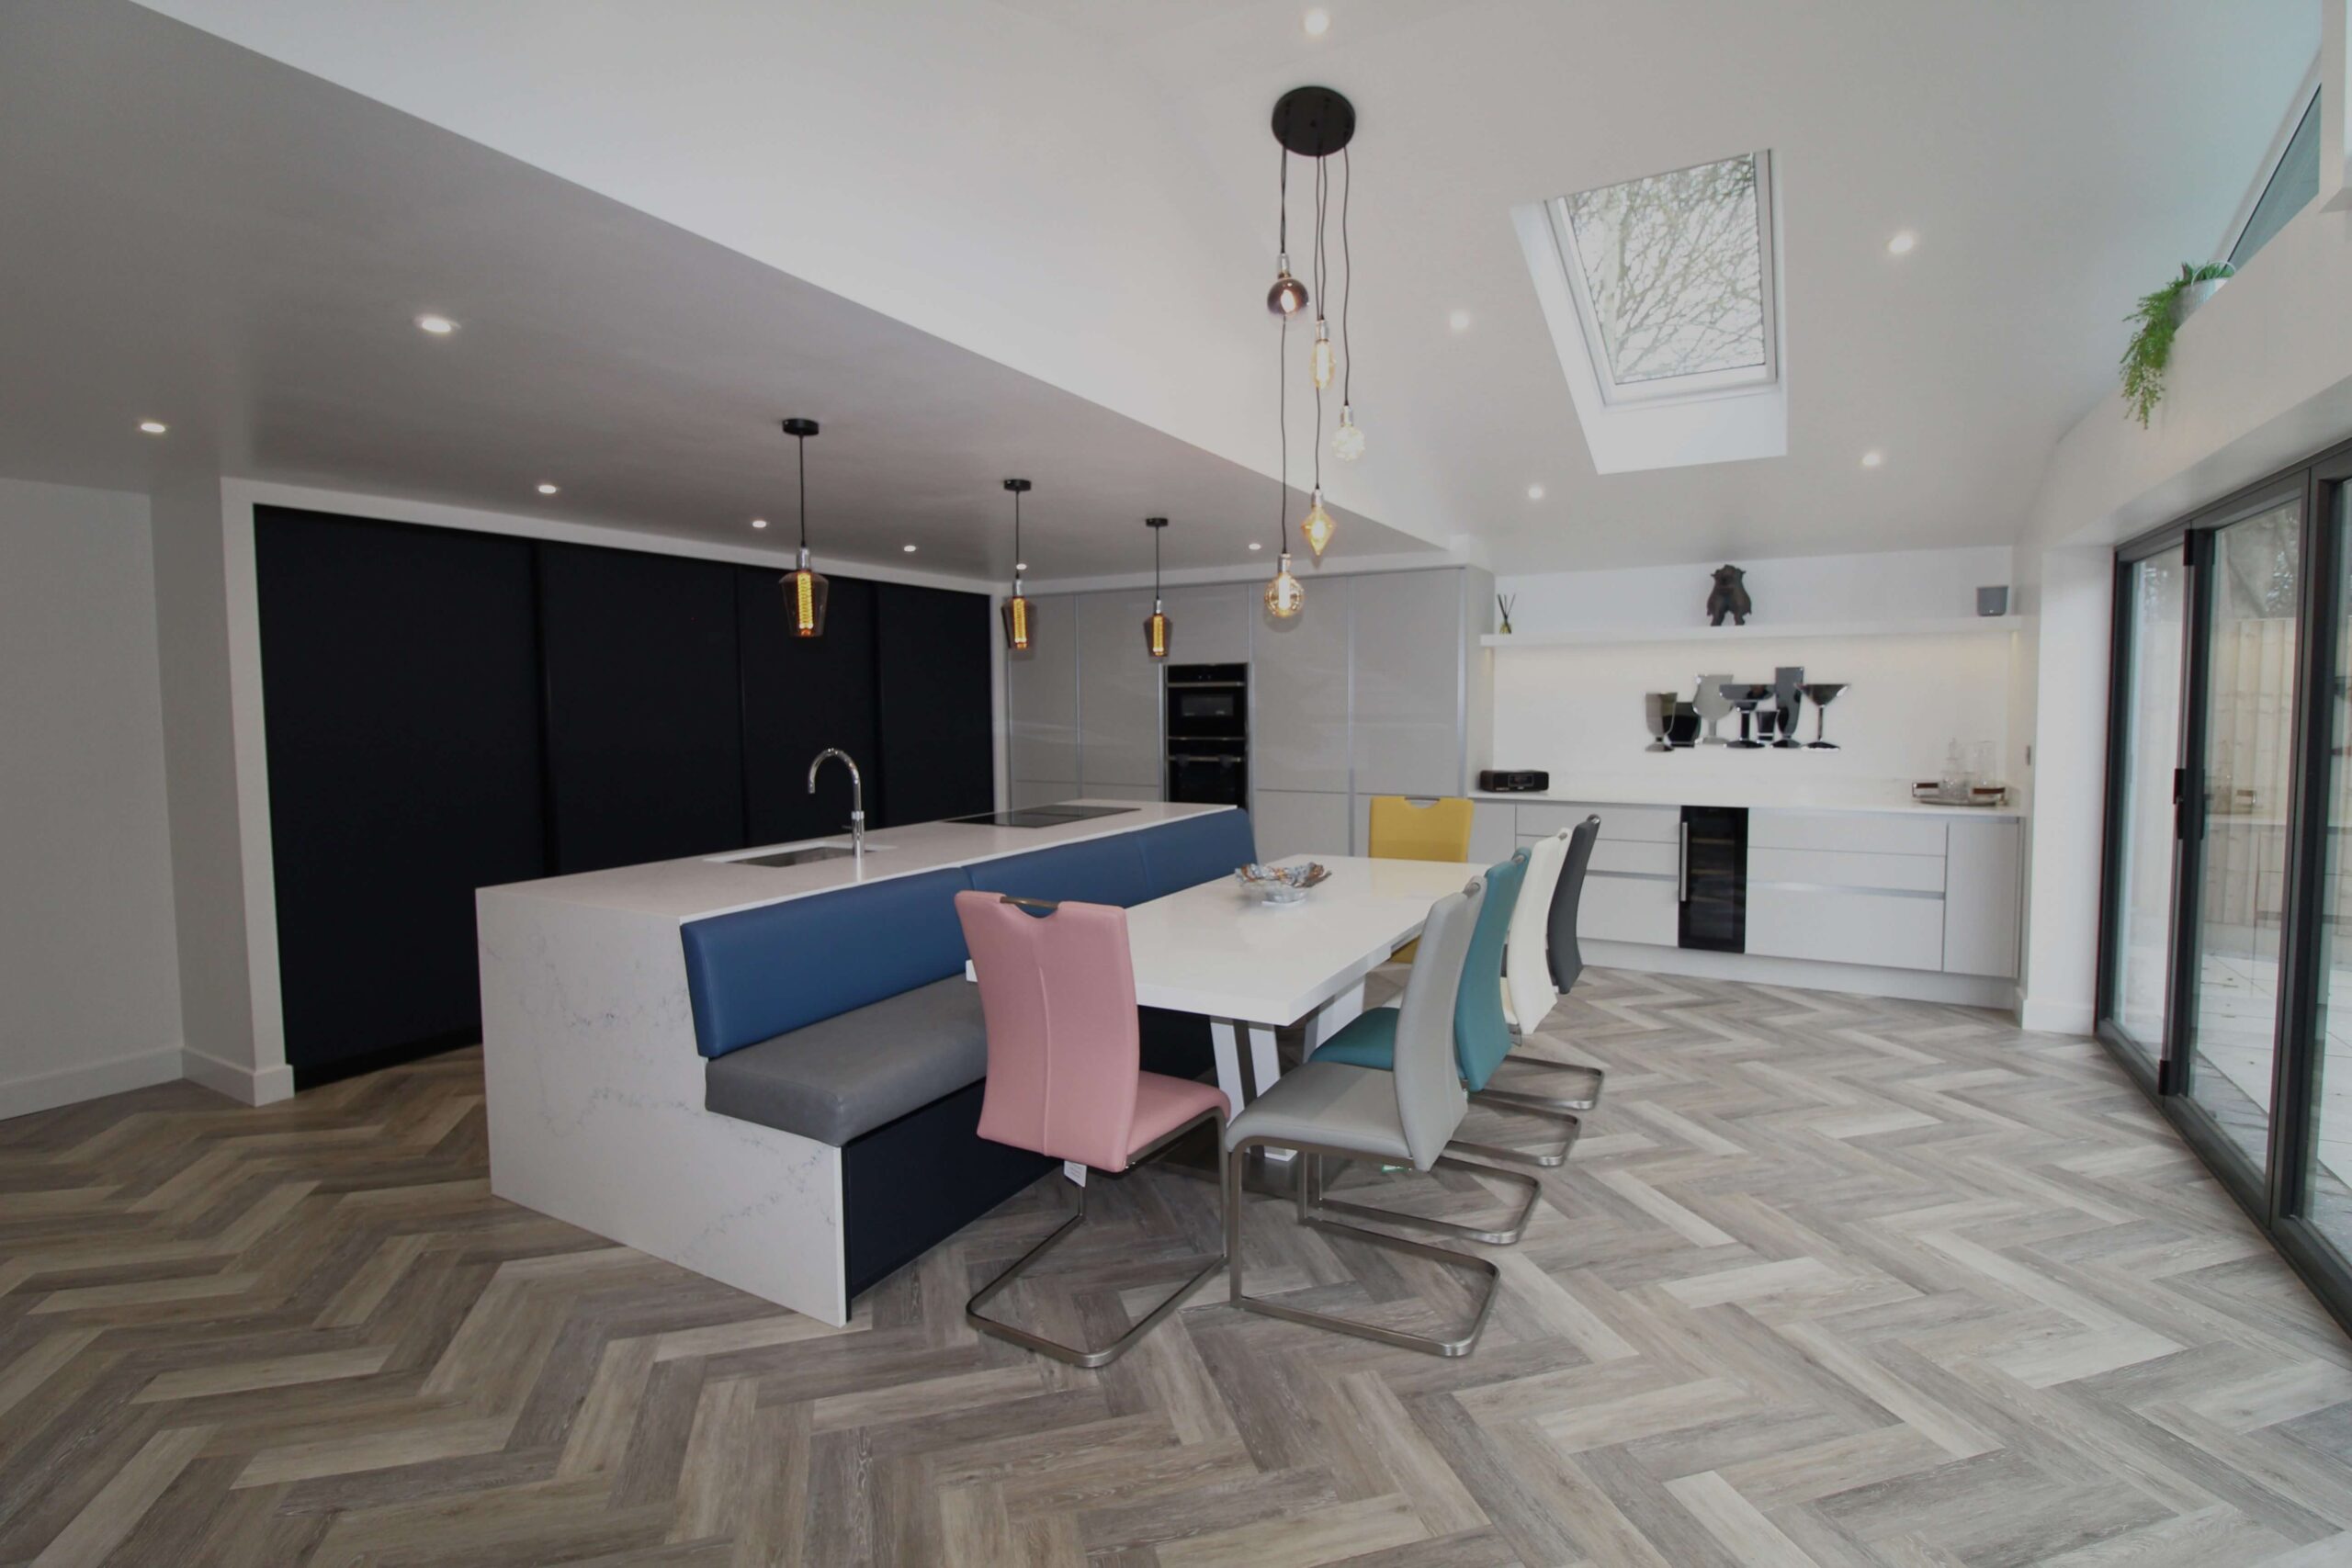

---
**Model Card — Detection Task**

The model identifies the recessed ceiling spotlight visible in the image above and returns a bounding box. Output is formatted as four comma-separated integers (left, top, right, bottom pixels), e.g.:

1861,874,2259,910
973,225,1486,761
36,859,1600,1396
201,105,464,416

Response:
902,544,918,553
537,482,559,495
1860,449,1884,468
1526,483,1545,501
1886,231,1917,256
137,420,168,434
1249,541,1263,551
1304,6,1329,35
751,517,769,529
1449,309,1473,333
416,313,458,334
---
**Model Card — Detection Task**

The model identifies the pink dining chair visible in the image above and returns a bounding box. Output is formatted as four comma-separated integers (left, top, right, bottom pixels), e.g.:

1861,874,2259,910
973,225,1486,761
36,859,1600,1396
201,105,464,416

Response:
953,890,1230,1367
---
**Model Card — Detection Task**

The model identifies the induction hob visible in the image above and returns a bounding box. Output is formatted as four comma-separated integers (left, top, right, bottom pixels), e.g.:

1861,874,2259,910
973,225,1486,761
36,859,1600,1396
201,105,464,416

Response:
946,805,1139,829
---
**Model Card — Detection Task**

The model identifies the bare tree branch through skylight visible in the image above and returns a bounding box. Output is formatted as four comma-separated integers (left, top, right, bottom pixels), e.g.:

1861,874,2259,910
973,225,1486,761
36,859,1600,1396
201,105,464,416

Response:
1564,154,1766,385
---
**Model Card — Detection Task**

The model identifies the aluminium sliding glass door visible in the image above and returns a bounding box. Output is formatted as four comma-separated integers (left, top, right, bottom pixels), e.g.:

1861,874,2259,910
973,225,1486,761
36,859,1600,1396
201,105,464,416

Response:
2098,444,2352,1336
2180,497,2303,1172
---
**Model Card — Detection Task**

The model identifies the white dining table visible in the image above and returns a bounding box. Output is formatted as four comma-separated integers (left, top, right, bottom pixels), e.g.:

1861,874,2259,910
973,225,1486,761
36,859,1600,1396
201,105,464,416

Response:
1125,854,1484,1122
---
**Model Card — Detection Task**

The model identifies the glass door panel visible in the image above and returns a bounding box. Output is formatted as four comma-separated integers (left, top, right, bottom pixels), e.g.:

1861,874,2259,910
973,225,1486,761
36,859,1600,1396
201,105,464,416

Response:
2185,500,2303,1170
2109,546,2188,1060
2307,485,2352,1255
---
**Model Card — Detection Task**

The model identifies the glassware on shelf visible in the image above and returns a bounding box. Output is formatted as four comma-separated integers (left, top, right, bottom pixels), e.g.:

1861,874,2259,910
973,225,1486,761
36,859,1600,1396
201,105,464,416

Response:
1771,666,1806,750
1726,684,1770,749
1693,674,1734,745
1644,692,1674,752
1802,682,1847,748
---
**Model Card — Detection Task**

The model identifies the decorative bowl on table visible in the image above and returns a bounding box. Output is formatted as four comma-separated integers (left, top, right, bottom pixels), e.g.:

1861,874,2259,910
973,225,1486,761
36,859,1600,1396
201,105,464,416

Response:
1234,862,1330,905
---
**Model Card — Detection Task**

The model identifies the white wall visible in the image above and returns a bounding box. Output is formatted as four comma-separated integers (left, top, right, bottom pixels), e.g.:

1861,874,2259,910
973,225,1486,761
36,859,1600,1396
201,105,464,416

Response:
0,478,185,1118
1488,547,2023,802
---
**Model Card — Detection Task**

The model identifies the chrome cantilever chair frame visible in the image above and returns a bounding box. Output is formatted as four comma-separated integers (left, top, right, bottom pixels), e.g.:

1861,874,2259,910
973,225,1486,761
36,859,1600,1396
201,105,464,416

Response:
965,1104,1227,1369
1303,1145,1543,1247
1225,1132,1502,1356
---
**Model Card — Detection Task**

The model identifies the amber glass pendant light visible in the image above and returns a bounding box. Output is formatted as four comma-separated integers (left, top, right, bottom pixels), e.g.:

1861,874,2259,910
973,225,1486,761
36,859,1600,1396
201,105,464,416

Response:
779,418,827,637
1141,516,1171,659
1001,479,1034,652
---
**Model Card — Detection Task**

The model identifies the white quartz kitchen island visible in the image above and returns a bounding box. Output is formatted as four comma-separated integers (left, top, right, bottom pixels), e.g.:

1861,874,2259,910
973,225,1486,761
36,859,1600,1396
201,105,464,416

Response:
476,801,1231,1325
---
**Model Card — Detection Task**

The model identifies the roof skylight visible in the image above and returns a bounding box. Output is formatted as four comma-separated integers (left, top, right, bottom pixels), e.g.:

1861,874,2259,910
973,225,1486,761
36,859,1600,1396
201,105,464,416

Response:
1549,151,1776,403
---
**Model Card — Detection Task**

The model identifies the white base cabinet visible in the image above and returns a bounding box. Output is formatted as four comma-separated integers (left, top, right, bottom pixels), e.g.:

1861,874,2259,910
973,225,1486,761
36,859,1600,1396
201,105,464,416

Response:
1477,797,2025,994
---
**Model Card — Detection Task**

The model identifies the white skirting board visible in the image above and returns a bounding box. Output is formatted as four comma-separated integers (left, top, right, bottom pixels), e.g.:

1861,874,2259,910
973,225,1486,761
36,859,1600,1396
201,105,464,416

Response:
0,1045,183,1122
180,1044,295,1106
477,889,851,1325
1580,939,2018,1012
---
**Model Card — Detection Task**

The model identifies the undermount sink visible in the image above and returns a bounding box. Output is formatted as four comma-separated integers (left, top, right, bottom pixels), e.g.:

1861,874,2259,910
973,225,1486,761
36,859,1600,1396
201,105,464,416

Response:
728,841,890,868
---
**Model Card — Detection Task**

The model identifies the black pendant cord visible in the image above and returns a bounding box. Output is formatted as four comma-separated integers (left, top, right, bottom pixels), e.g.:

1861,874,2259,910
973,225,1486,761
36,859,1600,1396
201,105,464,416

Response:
1152,522,1162,596
1011,491,1022,593
1312,154,1327,491
796,430,808,553
1277,143,1289,258
1340,147,1353,405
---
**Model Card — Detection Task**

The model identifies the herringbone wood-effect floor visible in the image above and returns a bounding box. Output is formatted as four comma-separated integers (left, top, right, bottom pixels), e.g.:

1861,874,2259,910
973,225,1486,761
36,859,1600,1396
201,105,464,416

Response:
6,969,2352,1566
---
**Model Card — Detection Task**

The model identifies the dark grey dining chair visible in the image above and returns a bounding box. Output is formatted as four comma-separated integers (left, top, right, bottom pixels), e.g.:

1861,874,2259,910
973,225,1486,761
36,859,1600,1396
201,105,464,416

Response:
1221,878,1514,1357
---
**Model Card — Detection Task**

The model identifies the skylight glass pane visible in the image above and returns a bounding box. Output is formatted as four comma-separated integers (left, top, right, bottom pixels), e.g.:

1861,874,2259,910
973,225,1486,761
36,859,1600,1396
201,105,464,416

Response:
1564,153,1766,386
2230,88,2321,269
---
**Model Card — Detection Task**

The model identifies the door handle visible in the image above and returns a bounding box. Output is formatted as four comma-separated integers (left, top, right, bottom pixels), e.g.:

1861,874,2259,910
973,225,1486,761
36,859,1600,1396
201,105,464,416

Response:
1679,821,1690,903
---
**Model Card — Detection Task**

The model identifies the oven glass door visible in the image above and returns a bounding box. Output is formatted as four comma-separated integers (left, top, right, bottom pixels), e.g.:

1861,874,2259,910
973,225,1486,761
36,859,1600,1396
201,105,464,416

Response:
1167,752,1247,806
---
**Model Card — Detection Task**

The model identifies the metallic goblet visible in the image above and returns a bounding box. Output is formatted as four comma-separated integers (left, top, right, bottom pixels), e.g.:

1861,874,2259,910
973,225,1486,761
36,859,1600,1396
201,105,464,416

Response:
1644,692,1674,752
1727,684,1770,749
1693,674,1734,745
1803,682,1849,749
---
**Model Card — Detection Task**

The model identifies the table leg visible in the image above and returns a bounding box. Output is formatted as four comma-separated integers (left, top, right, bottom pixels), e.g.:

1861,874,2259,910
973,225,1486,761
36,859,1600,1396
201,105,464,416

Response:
1208,1020,1246,1112
1242,1023,1295,1165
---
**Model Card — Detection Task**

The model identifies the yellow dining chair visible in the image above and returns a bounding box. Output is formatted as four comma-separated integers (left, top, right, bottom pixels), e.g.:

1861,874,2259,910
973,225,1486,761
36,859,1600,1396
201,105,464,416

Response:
1368,795,1475,962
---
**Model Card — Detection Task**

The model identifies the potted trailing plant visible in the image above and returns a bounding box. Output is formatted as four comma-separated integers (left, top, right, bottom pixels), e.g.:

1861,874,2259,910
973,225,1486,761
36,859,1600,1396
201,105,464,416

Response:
2120,261,2233,426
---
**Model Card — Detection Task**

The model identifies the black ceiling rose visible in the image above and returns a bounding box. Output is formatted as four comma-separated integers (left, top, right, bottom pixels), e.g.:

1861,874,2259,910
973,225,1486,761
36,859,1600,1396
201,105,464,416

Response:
780,417,819,438
1272,86,1355,158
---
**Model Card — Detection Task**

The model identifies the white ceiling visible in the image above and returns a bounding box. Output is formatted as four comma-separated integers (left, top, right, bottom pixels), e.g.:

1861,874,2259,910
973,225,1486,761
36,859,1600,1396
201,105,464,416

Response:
0,1,1417,584
18,1,2323,577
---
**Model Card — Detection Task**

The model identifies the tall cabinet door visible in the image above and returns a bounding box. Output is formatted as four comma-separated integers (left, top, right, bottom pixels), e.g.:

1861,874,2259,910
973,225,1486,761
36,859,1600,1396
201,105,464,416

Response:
1252,575,1352,794
875,583,994,827
1008,595,1079,799
1078,591,1162,792
739,568,876,845
1159,583,1253,665
254,510,548,1082
539,544,746,874
1351,570,1465,799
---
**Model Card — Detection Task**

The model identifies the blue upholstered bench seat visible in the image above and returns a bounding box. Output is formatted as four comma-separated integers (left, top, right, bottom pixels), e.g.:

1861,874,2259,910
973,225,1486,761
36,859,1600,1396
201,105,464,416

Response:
705,976,988,1145
684,809,1256,1148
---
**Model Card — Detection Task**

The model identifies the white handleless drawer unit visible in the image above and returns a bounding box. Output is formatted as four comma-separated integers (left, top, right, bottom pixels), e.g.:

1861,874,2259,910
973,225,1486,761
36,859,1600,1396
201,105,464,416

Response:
1468,800,1518,865
1942,818,2022,978
1747,847,1944,893
1749,809,1946,857
1518,801,1679,842
1747,886,1946,971
1579,869,1680,947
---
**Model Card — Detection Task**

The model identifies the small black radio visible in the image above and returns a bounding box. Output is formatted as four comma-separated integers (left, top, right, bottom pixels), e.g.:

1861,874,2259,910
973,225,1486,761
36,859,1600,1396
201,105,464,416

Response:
1478,770,1550,793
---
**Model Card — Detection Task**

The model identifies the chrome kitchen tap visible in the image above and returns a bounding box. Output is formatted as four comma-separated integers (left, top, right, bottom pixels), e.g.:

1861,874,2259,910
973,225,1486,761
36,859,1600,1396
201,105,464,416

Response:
807,749,865,856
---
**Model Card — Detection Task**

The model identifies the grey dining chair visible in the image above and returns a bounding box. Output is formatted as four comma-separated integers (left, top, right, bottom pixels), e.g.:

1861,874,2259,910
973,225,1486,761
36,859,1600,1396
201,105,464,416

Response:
1221,878,1516,1357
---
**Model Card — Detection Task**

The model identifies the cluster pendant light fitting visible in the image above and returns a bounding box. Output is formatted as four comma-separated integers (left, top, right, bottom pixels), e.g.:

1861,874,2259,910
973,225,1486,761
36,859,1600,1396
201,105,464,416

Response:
1001,479,1034,652
779,418,827,638
1265,312,1305,619
1142,516,1171,660
1267,85,1359,583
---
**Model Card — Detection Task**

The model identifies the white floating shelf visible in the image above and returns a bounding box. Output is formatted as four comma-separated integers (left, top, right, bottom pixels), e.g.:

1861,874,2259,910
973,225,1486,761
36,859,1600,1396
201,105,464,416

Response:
1480,615,2026,649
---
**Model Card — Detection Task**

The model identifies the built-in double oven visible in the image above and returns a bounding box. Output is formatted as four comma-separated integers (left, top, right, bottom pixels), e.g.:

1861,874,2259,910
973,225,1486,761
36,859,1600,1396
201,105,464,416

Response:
1164,663,1249,807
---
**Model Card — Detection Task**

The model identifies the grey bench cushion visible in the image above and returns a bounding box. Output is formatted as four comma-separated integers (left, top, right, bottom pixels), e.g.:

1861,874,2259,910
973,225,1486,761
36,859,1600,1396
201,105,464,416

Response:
704,976,989,1146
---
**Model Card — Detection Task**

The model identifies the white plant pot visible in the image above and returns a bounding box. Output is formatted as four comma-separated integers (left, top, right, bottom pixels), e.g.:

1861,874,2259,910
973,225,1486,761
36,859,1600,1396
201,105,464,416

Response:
2173,276,2226,324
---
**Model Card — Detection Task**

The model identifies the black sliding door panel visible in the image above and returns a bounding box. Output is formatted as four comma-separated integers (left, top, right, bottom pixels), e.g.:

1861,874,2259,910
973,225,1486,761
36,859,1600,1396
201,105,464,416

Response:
254,508,547,1079
539,544,746,872
738,568,878,845
873,583,994,827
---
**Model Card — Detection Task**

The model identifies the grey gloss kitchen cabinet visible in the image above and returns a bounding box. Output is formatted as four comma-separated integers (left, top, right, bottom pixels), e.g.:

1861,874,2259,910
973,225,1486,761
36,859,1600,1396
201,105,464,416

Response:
1007,594,1078,795
1251,574,1352,794
1349,570,1474,799
1076,590,1162,790
1159,583,1253,665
